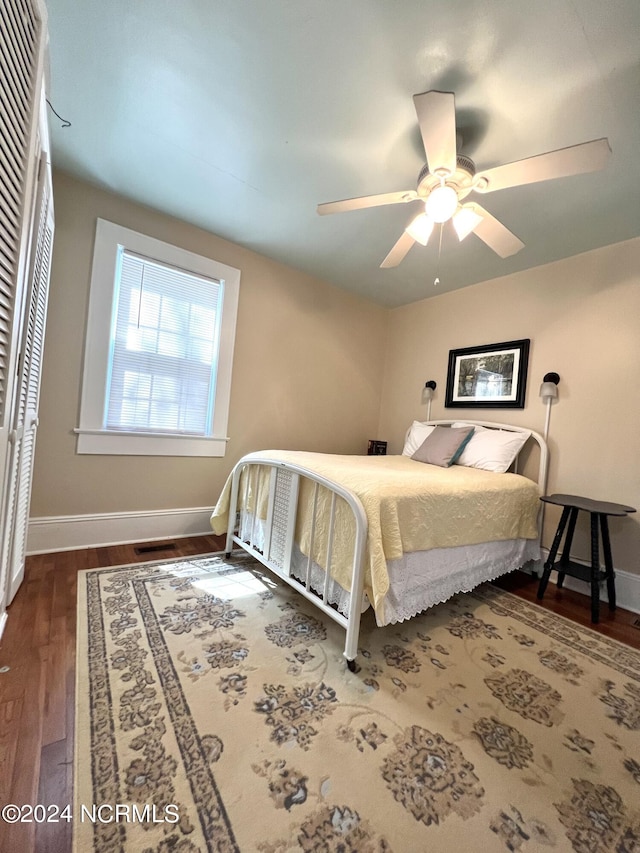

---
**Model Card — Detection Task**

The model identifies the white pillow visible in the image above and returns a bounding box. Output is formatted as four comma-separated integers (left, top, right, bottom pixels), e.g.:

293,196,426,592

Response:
452,422,531,473
402,421,436,456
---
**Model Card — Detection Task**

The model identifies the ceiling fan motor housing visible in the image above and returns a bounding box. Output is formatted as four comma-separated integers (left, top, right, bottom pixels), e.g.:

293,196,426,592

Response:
417,154,476,199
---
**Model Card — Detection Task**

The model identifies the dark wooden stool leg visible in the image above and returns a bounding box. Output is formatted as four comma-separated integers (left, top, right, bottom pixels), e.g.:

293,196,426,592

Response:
600,514,616,612
590,512,600,623
557,507,579,588
538,507,571,600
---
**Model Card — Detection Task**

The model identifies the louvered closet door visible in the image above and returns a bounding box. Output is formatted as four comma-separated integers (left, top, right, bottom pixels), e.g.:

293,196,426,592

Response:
0,0,42,417
6,154,53,602
0,0,47,611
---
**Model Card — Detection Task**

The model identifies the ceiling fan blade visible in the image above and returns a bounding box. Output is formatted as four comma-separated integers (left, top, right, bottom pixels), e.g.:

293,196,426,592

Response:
413,90,457,177
474,138,611,193
380,231,416,268
317,190,418,216
471,204,525,257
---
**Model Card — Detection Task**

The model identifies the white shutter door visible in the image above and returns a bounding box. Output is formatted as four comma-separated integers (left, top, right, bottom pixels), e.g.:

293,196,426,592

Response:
0,0,41,421
7,154,53,601
0,0,46,617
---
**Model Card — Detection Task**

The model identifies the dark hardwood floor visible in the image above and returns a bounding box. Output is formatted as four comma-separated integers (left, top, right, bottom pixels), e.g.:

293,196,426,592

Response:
0,534,224,853
492,570,640,647
0,537,638,852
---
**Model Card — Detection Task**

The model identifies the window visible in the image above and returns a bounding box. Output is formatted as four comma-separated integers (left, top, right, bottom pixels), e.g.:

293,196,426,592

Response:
76,220,240,456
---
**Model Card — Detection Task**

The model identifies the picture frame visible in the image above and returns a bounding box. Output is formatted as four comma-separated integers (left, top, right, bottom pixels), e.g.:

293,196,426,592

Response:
445,339,530,409
367,440,388,456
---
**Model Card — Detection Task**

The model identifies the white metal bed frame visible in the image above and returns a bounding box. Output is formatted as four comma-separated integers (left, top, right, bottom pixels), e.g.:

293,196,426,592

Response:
224,420,548,671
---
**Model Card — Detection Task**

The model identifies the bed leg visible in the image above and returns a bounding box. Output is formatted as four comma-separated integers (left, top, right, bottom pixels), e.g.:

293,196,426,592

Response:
224,552,231,559
346,658,358,673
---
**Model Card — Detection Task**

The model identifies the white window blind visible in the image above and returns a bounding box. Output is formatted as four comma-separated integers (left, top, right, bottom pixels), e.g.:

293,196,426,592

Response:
106,251,223,436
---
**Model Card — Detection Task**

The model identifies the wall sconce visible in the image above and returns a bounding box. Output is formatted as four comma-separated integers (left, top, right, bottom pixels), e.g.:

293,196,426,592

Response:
538,372,560,540
422,380,437,421
539,372,560,442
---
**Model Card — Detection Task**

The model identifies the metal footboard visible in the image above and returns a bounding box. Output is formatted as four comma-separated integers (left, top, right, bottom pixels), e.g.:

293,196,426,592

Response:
224,455,368,670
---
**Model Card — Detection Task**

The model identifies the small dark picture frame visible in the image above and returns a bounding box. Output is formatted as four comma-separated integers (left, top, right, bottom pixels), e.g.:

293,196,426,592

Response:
367,440,388,456
445,339,530,409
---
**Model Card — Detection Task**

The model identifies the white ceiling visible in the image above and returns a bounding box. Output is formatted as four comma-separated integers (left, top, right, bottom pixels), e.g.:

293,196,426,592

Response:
44,0,640,307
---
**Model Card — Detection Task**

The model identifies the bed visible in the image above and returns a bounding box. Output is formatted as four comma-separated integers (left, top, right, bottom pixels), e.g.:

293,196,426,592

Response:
210,420,548,670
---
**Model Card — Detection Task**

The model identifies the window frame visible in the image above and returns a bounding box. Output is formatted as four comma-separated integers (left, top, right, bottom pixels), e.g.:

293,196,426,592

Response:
75,219,240,457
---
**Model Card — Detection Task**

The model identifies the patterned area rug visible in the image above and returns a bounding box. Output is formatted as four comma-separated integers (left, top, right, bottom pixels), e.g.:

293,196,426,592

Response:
74,553,640,853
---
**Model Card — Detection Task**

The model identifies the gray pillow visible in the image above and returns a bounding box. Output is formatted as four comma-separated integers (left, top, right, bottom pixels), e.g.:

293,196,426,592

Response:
411,425,475,468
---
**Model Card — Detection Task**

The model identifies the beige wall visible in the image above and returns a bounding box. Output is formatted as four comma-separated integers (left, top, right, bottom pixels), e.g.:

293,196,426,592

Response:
379,237,640,574
30,171,387,516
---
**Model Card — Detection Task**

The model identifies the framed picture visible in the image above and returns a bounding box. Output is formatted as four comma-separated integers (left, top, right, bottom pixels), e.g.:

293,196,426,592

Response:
445,339,530,409
367,440,388,456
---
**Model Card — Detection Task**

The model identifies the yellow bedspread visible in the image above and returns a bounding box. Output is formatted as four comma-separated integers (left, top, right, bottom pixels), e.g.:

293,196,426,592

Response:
211,451,540,618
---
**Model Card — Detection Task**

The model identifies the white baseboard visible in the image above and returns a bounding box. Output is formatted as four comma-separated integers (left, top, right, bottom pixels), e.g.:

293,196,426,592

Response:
527,550,640,616
26,507,216,555
0,610,7,642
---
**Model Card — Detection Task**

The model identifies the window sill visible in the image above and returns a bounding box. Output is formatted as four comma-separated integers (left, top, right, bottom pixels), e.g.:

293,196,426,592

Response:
74,428,230,457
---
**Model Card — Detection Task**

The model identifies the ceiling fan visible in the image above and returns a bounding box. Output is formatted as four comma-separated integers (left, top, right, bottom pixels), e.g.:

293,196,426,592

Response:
317,91,611,268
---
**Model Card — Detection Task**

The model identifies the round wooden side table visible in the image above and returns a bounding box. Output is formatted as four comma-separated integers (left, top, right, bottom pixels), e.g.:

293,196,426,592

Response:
536,493,636,623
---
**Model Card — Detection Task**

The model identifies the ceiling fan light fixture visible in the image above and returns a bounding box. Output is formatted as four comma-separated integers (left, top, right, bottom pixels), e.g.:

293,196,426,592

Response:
405,212,434,245
453,206,483,241
425,184,458,223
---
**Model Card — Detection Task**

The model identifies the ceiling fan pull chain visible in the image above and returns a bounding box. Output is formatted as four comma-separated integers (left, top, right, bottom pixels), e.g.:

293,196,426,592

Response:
434,223,443,286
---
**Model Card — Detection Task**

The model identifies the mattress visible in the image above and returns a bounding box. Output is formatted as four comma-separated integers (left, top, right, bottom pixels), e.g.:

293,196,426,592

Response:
211,451,541,622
